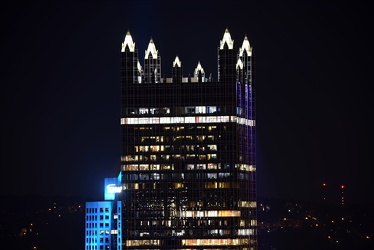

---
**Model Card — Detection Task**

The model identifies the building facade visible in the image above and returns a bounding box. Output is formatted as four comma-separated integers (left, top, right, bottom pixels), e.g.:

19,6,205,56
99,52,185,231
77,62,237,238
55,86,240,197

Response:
119,28,257,249
85,175,122,250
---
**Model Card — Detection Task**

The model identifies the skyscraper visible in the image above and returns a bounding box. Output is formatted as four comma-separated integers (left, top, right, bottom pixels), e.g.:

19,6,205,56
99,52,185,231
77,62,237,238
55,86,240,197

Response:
119,28,256,249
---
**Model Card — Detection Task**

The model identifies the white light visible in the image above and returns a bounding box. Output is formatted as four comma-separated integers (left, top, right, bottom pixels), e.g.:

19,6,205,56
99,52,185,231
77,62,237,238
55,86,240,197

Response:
121,31,135,52
173,56,181,67
194,61,205,75
239,35,252,57
236,58,243,70
137,60,142,73
106,184,122,193
145,38,158,59
121,116,255,126
220,28,234,50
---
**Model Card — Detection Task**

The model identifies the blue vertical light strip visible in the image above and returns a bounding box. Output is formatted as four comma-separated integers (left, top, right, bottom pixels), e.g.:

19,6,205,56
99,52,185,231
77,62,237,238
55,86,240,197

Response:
117,200,122,250
237,82,243,160
117,172,122,250
249,84,254,165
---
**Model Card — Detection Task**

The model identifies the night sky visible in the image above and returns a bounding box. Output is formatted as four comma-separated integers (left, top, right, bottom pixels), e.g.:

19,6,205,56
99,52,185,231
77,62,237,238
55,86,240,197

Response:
1,0,373,204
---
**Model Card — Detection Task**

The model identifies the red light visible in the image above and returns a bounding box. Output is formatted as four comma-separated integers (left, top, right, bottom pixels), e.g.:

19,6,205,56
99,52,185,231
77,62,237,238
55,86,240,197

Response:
341,185,345,189
322,183,326,186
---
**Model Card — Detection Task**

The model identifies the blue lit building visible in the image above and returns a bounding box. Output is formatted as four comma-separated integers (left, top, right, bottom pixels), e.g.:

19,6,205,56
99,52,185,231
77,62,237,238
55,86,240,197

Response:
85,175,122,250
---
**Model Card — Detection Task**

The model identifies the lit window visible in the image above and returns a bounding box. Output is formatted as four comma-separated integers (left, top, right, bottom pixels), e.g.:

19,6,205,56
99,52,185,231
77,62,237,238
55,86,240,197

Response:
139,164,149,170
173,183,184,189
207,106,217,113
207,163,217,169
187,164,194,170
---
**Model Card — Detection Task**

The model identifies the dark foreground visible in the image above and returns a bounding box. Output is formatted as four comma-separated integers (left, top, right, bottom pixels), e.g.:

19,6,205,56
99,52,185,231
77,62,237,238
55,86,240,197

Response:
1,195,372,250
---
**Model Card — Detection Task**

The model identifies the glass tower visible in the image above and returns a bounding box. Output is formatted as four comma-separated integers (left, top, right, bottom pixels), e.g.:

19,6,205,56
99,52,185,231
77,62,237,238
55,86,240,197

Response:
120,29,256,249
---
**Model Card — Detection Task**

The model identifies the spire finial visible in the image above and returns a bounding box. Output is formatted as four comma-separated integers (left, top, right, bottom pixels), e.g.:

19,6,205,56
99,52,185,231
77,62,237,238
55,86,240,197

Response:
194,61,205,75
239,35,252,57
121,31,135,52
220,28,234,50
173,55,181,67
145,37,158,59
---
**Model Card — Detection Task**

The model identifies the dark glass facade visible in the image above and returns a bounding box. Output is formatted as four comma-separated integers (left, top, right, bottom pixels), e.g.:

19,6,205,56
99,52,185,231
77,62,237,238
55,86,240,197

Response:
120,30,256,249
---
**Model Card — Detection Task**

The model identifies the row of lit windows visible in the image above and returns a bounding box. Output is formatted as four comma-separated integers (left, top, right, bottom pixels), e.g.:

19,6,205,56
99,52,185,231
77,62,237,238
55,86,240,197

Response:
126,106,219,115
122,154,218,162
176,210,240,217
238,201,257,208
127,200,256,211
126,219,257,228
124,182,241,190
125,238,251,246
124,172,252,181
170,201,256,209
126,239,160,246
205,182,239,188
123,164,174,171
86,215,109,221
182,238,251,246
121,116,255,126
86,230,110,235
128,107,170,115
122,163,256,171
137,135,219,144
163,125,218,131
86,207,110,214
135,125,218,132
134,144,217,152
125,229,255,237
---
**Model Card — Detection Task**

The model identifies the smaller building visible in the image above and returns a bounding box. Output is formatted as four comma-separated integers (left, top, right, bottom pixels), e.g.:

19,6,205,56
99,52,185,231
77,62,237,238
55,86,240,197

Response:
85,174,122,250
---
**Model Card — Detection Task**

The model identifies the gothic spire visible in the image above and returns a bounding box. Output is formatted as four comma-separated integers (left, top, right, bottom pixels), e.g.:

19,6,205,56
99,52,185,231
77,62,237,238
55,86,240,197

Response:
121,31,135,52
219,28,234,50
239,35,252,57
173,55,182,68
145,38,158,59
194,61,205,76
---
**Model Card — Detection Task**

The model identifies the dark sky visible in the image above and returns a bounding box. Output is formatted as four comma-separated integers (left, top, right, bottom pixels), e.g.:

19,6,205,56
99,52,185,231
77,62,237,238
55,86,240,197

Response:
1,0,373,204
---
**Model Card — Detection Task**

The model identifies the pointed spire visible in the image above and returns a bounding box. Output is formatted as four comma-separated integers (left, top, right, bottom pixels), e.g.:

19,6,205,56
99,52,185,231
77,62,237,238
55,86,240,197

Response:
220,28,234,50
121,31,136,52
194,61,205,75
145,38,158,59
173,55,182,68
236,58,243,70
239,35,252,57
